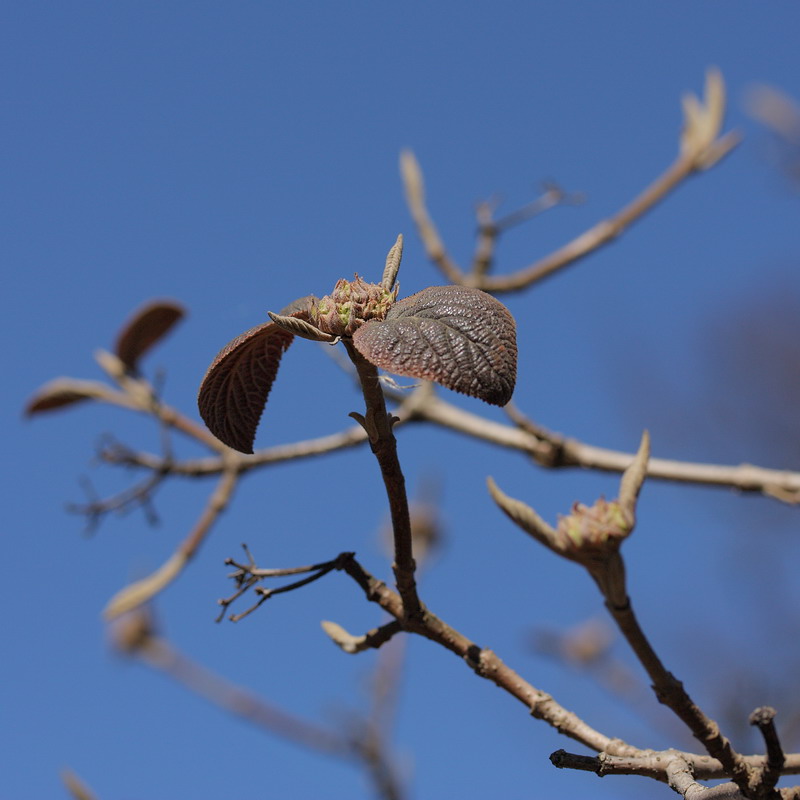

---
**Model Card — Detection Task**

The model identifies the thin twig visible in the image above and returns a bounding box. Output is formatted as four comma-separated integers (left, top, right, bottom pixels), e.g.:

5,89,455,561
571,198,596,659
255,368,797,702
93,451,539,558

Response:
478,147,704,293
470,184,574,278
99,421,373,476
399,149,464,284
69,470,164,532
749,706,785,798
228,564,340,622
220,550,355,622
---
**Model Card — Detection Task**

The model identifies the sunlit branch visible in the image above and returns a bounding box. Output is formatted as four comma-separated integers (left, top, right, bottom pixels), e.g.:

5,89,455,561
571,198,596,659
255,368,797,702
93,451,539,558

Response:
403,70,739,295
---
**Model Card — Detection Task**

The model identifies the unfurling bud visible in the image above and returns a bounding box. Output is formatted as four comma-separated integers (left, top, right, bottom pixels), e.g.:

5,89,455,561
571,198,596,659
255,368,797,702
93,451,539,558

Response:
557,498,633,558
488,432,650,608
311,275,399,337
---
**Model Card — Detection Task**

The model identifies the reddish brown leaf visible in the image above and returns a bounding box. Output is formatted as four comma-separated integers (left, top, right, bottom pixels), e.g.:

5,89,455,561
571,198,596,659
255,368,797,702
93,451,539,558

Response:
353,285,517,406
115,300,186,371
197,296,316,453
24,379,107,416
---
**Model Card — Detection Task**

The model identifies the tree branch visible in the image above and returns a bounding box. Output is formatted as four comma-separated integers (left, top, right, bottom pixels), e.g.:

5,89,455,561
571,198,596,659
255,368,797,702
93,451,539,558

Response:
343,341,421,619
336,553,640,757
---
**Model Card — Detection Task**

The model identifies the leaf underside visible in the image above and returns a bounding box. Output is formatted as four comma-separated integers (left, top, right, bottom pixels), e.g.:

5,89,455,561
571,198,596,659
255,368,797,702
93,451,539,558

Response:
115,300,186,371
25,379,95,415
353,285,517,406
197,296,317,453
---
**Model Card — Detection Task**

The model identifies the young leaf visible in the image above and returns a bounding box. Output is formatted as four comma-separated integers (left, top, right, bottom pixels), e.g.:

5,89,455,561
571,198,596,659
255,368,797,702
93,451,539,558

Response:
197,296,316,454
352,285,517,406
115,300,186,371
24,378,109,415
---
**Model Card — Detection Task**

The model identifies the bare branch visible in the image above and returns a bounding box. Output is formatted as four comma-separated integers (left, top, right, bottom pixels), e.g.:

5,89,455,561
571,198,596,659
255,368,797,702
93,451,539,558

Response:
749,706,785,798
419,394,800,502
400,70,739,295
552,748,800,785
470,183,578,278
399,149,464,284
606,598,752,791
101,388,800,505
336,553,640,757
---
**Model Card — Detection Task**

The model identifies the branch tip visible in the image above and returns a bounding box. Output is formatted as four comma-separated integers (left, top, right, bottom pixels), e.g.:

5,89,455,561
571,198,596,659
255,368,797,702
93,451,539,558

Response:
618,430,650,515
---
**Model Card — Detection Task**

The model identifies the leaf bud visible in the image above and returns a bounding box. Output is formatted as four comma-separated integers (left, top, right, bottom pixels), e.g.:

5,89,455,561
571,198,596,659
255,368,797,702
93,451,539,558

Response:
311,275,398,337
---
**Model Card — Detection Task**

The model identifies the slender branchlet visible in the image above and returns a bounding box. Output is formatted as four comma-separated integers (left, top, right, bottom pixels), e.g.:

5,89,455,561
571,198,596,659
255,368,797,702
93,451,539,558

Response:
343,340,421,619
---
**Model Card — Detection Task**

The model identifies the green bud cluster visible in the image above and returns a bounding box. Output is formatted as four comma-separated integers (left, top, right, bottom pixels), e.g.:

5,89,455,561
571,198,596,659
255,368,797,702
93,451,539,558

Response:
311,275,399,337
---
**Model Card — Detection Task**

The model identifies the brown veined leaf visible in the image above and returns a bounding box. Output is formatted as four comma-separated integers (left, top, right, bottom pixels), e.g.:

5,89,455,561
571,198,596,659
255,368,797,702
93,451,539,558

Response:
115,300,186,371
353,285,517,406
197,296,317,454
24,378,112,416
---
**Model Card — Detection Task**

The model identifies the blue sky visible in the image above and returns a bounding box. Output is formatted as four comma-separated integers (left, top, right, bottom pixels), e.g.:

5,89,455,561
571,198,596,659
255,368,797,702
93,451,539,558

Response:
6,3,800,799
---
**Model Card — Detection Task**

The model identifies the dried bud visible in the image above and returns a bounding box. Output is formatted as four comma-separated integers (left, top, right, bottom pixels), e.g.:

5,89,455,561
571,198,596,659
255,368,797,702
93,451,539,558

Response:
311,275,398,337
557,498,633,558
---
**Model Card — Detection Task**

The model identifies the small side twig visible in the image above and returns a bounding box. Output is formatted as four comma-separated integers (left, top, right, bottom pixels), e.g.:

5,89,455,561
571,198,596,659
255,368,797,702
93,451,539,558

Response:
321,619,404,654
749,706,785,798
69,470,164,533
470,183,578,278
218,547,351,623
